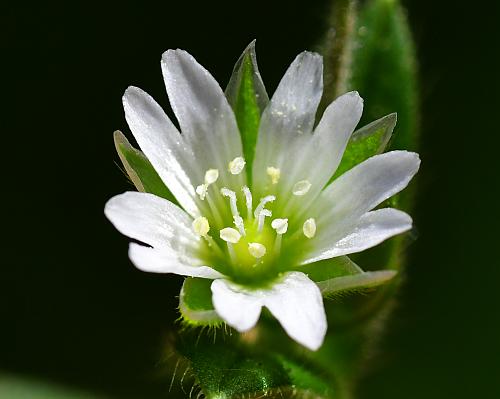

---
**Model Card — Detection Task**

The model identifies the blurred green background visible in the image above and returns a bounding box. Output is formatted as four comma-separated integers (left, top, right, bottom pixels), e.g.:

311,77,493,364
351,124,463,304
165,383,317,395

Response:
1,0,499,398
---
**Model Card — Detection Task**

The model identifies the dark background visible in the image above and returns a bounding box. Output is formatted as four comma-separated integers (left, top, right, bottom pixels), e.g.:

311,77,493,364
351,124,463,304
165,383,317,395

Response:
1,0,499,398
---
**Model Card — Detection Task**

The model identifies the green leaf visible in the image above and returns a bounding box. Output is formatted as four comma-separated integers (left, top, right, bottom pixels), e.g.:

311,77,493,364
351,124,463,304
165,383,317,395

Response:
317,270,397,297
113,130,176,202
225,40,269,182
349,0,419,152
174,331,336,399
276,355,334,398
331,113,397,181
177,333,291,399
179,277,222,326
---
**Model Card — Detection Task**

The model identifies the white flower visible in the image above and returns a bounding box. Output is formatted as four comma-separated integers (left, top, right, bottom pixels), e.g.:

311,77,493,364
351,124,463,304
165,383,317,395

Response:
105,47,420,351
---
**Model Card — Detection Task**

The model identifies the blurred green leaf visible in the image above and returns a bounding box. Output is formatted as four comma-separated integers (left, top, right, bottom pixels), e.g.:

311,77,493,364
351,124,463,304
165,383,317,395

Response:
0,374,108,399
179,277,221,326
349,0,419,152
318,0,357,113
113,130,176,202
225,41,269,182
331,113,396,181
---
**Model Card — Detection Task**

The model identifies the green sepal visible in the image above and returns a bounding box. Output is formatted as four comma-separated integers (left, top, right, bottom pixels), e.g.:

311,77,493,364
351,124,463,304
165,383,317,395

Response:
113,130,176,202
225,40,269,182
179,277,222,326
298,256,362,282
331,113,397,181
298,257,396,298
317,270,397,297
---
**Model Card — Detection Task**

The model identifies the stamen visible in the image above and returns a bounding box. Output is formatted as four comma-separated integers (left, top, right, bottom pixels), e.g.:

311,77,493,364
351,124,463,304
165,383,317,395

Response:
192,216,210,237
271,218,288,235
204,169,219,184
233,215,246,236
195,184,208,200
271,218,288,256
242,186,253,220
303,218,317,238
228,157,246,175
254,195,276,219
248,242,266,259
221,187,240,220
220,227,241,244
266,166,281,185
257,209,272,233
293,180,312,196
220,227,241,265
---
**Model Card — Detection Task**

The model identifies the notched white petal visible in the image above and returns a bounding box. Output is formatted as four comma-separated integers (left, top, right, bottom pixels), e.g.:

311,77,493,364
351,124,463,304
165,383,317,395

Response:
104,191,198,250
211,272,327,350
303,208,413,263
211,279,262,332
263,272,327,351
129,243,223,279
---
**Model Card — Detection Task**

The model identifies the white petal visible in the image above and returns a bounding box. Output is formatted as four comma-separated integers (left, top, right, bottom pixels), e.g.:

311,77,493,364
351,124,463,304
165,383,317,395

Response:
303,208,413,263
104,192,199,252
122,86,199,216
309,151,420,237
262,272,326,351
278,92,363,218
161,50,245,191
211,279,262,332
129,243,223,278
281,92,364,216
211,272,327,350
252,52,323,197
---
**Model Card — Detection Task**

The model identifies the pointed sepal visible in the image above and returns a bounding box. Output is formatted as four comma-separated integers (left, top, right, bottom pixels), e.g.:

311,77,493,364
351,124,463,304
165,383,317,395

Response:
179,277,222,326
225,41,269,180
332,113,397,180
113,130,176,202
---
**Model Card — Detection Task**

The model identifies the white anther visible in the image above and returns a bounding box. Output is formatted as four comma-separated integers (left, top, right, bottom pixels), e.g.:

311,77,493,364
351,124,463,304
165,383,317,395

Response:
192,216,210,237
293,180,312,196
248,242,266,259
271,218,288,235
266,166,281,185
242,186,253,219
233,215,246,236
303,218,317,238
257,209,272,233
254,195,276,219
196,184,208,200
228,157,246,175
204,169,219,184
221,187,240,220
220,227,241,244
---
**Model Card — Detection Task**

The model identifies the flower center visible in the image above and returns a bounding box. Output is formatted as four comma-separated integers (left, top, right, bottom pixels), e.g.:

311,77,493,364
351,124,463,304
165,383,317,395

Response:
191,157,317,284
